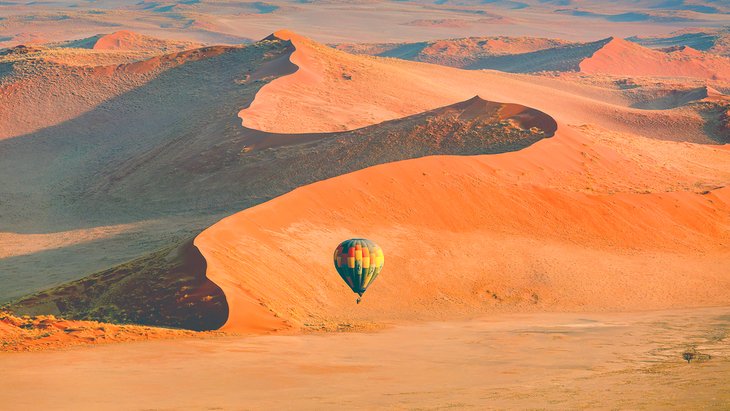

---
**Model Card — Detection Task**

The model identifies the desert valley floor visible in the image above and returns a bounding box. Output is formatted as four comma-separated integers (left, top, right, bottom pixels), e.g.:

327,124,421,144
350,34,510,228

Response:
1,0,729,409
2,308,729,409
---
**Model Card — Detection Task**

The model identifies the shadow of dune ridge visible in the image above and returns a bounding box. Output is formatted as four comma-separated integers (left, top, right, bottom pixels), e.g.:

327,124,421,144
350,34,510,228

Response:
9,239,228,331
0,38,297,234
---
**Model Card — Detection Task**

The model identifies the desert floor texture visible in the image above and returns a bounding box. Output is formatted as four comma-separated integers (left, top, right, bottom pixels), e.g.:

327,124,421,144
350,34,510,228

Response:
1,0,729,409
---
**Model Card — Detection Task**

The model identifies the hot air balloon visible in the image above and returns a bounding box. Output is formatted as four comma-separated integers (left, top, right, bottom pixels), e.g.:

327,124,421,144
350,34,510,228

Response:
333,238,384,303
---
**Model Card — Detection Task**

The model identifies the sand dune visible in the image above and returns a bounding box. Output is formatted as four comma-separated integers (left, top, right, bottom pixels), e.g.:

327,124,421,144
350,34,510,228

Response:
0,42,243,140
45,30,201,53
240,31,726,144
212,36,728,334
580,37,730,81
7,95,557,326
629,27,730,57
197,158,729,333
196,125,730,333
0,38,297,301
7,32,730,332
335,35,730,80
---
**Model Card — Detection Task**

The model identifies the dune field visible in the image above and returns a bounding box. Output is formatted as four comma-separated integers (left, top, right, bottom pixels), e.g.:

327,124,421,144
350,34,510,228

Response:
1,1,729,409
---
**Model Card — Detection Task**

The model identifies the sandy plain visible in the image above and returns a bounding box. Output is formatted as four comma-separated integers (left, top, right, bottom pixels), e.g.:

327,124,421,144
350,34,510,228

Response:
2,307,729,410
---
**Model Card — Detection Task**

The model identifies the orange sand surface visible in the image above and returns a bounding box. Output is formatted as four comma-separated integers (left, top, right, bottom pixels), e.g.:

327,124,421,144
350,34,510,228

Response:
1,307,728,410
240,31,725,144
201,32,730,335
196,124,730,333
580,38,730,81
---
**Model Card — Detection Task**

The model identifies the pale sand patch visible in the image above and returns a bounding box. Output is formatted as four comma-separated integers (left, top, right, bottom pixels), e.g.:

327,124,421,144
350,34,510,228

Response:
0,223,141,259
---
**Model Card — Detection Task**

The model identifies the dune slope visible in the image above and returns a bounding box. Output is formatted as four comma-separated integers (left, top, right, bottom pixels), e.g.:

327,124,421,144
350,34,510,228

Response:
334,36,573,69
8,240,228,331
7,96,557,326
91,30,199,52
0,37,297,300
240,31,725,144
580,37,730,81
334,35,730,81
196,124,730,333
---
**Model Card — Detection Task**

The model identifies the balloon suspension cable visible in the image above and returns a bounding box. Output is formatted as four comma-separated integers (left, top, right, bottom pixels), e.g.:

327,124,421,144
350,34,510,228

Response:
356,293,363,304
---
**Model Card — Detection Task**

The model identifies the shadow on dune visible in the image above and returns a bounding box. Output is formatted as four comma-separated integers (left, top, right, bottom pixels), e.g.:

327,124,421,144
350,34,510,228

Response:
466,38,611,72
9,239,228,331
0,38,298,234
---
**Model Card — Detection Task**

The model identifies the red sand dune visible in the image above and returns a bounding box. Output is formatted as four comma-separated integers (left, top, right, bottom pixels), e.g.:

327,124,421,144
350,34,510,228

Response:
335,35,730,80
239,31,722,143
0,43,241,140
196,125,730,333
3,30,729,335
207,35,729,333
93,30,152,50
334,36,572,69
580,37,730,81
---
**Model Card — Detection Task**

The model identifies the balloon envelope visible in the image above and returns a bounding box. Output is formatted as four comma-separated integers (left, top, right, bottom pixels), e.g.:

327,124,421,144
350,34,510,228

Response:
333,238,384,297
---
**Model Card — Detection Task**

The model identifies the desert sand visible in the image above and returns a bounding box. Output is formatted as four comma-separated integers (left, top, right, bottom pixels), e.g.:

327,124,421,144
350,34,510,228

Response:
240,31,728,142
1,1,729,408
1,307,728,409
3,28,729,331
199,31,730,333
2,1,730,48
0,311,207,352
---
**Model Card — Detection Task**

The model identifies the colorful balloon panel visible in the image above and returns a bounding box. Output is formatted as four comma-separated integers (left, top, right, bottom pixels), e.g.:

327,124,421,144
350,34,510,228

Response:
333,238,384,296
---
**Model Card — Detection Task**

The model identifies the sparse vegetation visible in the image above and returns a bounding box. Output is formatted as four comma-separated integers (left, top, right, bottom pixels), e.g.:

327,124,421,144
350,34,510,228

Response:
7,240,228,331
682,346,712,363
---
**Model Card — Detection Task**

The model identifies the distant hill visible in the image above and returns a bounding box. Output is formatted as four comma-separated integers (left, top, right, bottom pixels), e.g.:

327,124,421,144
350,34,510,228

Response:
336,35,730,80
628,27,730,57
